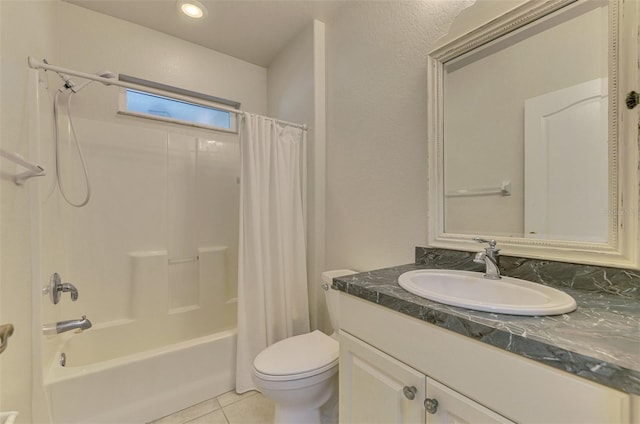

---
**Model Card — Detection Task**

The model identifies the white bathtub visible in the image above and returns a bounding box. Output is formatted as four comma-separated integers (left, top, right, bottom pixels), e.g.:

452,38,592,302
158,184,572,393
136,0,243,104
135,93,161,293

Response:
45,329,236,423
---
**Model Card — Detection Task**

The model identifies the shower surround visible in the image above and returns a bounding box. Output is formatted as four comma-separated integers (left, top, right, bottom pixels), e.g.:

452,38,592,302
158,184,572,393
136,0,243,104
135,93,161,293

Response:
38,108,241,422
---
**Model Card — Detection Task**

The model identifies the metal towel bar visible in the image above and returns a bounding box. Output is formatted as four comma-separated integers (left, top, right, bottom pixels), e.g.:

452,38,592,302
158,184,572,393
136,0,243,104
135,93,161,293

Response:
0,149,46,185
445,180,511,198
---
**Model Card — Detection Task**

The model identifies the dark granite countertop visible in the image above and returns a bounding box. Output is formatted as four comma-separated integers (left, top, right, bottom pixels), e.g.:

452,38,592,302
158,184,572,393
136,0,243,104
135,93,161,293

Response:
332,248,640,395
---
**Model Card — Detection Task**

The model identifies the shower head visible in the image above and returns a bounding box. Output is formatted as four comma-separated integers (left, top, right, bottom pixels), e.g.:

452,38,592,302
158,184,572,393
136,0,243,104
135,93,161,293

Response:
56,70,117,93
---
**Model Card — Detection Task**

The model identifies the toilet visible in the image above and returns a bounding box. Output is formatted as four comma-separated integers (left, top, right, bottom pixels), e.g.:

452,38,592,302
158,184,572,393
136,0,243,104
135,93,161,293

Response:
252,269,357,424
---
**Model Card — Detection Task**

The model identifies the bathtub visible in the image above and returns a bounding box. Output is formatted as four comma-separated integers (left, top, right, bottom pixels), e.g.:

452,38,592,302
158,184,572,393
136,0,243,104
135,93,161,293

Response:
44,329,236,423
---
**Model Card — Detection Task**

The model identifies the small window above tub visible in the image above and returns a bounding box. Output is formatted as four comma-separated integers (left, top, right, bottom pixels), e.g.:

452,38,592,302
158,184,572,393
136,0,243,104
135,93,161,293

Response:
117,74,240,133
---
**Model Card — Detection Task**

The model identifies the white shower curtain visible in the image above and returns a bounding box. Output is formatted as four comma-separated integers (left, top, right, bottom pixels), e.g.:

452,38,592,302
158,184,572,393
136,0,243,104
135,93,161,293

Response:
235,113,310,393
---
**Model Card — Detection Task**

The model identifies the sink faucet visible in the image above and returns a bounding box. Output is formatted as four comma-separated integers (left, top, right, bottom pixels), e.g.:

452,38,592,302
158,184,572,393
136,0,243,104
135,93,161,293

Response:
473,238,501,280
43,315,92,335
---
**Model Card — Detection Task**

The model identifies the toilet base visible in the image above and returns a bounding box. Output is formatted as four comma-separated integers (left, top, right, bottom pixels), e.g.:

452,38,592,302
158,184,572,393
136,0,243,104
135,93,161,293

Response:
255,369,337,424
275,406,321,424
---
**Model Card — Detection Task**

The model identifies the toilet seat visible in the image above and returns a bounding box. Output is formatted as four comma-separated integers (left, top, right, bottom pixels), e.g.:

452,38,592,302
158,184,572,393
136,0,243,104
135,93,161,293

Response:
253,330,338,381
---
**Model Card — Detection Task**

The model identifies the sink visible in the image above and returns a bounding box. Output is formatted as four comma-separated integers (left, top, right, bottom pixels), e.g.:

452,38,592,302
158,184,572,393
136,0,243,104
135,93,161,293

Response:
398,269,576,316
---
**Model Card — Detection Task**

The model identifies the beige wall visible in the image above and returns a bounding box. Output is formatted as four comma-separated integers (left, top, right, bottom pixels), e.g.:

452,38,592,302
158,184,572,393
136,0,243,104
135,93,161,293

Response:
1,1,57,421
324,1,473,271
56,2,267,122
267,20,328,332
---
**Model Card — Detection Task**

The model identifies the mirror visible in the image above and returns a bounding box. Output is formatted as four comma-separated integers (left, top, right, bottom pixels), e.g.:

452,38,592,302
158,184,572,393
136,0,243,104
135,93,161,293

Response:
427,0,640,267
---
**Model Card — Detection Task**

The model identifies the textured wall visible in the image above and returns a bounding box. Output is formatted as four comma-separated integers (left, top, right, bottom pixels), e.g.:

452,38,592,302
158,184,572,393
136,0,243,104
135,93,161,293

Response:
325,1,473,271
267,21,327,331
0,1,58,421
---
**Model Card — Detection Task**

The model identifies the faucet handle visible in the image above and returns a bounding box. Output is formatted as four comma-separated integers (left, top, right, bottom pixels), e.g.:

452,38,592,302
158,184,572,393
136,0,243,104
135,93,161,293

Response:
473,251,486,264
46,273,79,304
473,237,497,249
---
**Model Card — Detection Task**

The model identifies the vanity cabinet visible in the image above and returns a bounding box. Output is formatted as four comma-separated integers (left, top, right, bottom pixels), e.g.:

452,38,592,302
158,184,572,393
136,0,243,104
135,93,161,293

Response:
340,331,425,423
424,378,512,424
340,331,513,423
338,293,635,423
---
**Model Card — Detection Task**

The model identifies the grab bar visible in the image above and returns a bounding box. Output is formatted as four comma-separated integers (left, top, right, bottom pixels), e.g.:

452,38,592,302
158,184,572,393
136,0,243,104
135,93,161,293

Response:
0,324,14,354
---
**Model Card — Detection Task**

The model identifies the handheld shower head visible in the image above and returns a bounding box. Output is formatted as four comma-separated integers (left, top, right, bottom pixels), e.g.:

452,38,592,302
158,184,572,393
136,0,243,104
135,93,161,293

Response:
57,70,117,93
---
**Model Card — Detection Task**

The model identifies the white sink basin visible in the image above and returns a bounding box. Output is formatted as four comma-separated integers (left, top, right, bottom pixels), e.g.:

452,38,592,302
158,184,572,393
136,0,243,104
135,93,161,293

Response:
398,269,577,316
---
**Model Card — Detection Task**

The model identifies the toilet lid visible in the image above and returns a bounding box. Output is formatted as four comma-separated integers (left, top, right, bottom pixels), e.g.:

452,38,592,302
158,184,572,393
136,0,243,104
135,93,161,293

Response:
254,330,338,380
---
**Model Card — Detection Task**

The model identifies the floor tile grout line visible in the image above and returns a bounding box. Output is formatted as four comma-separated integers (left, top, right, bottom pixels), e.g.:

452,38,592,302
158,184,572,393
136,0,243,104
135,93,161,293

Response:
150,391,265,424
148,397,222,424
219,394,250,424
220,404,231,424
218,390,259,408
183,408,224,424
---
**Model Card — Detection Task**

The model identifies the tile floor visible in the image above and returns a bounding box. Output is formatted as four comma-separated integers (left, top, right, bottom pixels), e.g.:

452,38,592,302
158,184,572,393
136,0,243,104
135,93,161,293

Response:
148,391,275,424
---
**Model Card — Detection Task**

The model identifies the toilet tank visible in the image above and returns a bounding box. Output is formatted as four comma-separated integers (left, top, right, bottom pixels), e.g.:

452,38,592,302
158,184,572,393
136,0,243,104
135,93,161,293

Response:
321,269,357,334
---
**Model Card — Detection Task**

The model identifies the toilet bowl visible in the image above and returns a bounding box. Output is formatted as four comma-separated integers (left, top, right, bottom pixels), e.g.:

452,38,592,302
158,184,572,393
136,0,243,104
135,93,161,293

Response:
252,269,357,424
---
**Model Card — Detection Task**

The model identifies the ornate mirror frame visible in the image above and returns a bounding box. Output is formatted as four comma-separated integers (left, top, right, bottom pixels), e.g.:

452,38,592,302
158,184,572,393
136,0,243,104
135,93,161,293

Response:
427,0,640,268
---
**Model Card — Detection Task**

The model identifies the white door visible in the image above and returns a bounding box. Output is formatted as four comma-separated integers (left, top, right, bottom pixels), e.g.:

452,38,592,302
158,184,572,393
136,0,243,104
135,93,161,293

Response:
425,379,514,424
524,78,608,242
339,332,426,424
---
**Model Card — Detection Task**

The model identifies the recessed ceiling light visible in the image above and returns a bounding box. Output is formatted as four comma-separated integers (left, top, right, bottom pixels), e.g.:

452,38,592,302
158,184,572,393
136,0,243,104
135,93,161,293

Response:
177,0,207,19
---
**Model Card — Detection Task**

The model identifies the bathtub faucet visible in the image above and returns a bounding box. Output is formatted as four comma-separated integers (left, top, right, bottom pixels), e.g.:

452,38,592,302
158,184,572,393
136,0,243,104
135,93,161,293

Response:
43,315,92,335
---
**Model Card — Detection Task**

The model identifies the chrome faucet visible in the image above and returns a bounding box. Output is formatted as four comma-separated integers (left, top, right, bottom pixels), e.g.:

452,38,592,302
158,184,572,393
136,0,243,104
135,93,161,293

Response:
473,238,501,280
43,315,92,335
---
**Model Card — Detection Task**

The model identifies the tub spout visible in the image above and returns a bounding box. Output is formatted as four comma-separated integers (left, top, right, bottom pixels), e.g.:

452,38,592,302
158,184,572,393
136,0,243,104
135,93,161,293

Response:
43,315,92,335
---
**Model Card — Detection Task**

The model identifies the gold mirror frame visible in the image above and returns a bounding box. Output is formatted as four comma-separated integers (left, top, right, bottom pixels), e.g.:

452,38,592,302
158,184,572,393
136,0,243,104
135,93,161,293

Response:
427,0,640,268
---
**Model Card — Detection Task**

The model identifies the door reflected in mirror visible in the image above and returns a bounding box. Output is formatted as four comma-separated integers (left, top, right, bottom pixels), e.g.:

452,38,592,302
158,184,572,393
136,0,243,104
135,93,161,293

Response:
442,1,609,243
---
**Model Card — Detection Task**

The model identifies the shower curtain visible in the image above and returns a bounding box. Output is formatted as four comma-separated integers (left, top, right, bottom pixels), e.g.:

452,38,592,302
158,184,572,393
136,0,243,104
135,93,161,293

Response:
235,113,310,393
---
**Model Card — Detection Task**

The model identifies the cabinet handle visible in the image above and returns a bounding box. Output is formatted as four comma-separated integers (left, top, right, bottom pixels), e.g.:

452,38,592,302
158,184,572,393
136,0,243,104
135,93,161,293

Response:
403,386,417,400
424,398,439,414
0,323,14,354
626,91,639,109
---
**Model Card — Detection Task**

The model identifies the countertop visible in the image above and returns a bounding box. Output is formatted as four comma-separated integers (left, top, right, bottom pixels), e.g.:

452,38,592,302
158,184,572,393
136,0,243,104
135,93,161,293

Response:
332,249,640,395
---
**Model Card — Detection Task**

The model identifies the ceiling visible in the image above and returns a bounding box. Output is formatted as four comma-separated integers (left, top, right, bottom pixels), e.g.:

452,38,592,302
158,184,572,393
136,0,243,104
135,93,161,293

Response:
64,0,346,68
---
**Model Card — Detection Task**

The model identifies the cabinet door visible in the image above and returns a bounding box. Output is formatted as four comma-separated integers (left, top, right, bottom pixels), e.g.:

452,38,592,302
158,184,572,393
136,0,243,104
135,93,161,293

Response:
340,331,426,424
425,379,514,424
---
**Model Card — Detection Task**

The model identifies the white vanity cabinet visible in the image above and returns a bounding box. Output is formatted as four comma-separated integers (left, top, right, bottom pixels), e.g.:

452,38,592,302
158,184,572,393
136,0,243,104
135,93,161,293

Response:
338,294,635,424
340,331,514,424
424,378,513,424
340,331,426,423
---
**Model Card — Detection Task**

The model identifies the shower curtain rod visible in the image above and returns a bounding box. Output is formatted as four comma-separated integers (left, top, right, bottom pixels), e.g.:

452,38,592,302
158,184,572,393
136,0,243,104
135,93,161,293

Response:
27,57,308,131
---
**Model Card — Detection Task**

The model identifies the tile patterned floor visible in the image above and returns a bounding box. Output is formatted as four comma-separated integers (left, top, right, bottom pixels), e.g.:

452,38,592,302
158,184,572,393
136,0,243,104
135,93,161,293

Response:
148,391,275,424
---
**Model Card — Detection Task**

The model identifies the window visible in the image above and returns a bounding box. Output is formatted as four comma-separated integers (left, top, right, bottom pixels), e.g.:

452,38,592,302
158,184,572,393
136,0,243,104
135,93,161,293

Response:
117,75,239,133
124,89,232,129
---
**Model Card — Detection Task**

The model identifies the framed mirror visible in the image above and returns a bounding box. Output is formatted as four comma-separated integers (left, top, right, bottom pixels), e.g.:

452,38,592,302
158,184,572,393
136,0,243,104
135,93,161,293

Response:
427,0,640,268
